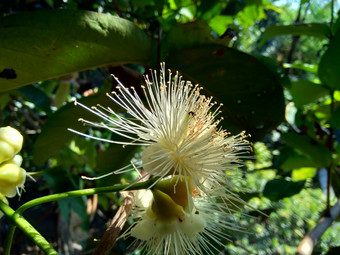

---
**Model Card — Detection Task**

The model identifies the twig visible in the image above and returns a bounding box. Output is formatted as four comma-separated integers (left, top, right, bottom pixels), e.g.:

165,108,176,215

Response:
296,199,340,255
93,192,135,255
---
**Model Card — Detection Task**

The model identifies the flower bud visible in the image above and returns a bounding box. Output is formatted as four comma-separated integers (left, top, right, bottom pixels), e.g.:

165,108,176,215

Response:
154,176,195,211
0,162,26,198
0,126,23,164
151,189,185,222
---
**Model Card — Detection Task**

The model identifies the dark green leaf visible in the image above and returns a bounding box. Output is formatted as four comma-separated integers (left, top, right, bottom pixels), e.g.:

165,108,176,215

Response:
262,179,305,201
19,85,52,114
330,105,340,128
33,92,119,165
281,132,332,168
331,170,340,198
318,29,340,90
166,45,285,140
0,10,154,91
96,144,139,187
327,246,340,255
259,23,330,48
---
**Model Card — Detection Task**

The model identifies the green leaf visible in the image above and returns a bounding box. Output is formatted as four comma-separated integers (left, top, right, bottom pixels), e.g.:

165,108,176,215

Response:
330,105,340,128
281,153,321,170
262,179,305,201
318,29,340,90
208,15,234,36
289,80,328,108
96,144,139,187
33,92,119,165
291,167,317,181
259,23,330,48
281,132,332,168
55,83,71,108
0,10,154,91
166,45,285,140
162,19,216,56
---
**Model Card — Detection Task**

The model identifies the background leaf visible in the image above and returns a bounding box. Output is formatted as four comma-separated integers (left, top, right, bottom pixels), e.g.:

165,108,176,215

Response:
263,179,305,201
281,132,332,168
289,80,328,108
259,23,330,48
166,45,285,139
318,28,340,90
33,92,119,165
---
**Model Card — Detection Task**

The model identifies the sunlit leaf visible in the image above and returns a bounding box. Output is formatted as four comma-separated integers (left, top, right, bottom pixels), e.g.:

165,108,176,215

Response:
292,167,317,181
0,10,153,91
259,23,330,48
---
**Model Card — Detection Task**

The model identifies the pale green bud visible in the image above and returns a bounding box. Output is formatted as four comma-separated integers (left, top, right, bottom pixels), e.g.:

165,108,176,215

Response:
0,162,26,198
0,126,23,164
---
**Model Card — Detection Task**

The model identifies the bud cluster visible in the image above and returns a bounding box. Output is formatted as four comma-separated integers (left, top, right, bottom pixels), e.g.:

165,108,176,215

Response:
0,126,26,200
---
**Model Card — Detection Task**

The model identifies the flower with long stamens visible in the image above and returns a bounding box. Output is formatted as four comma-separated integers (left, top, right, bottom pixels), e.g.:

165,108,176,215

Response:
122,176,242,255
70,63,251,201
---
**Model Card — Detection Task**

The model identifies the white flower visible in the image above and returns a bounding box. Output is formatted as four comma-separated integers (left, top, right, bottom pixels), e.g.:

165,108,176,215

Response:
71,63,250,200
122,176,242,255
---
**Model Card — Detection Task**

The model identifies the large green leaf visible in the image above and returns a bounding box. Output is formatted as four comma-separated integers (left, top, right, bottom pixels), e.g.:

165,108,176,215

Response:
33,93,119,165
259,23,330,48
281,132,332,168
262,179,305,201
166,45,285,140
318,29,340,90
0,10,154,91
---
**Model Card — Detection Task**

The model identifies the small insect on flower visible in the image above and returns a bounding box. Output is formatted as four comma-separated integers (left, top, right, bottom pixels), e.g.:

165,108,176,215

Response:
121,176,242,255
70,63,251,202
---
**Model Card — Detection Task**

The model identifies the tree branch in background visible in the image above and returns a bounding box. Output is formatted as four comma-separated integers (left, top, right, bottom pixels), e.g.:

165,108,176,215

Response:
296,199,340,255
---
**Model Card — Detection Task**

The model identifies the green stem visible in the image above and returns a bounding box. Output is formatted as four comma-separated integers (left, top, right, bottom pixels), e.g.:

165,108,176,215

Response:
3,225,16,255
0,200,58,255
0,178,156,255
17,178,156,215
